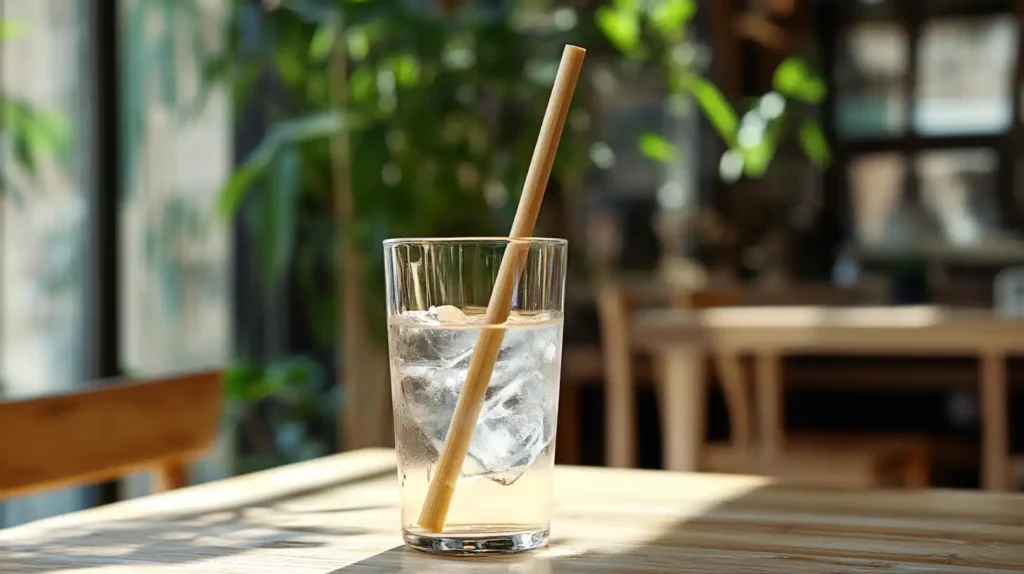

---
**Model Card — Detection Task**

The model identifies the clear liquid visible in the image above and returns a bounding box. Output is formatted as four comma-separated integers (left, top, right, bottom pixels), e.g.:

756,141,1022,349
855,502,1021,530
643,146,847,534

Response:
388,309,563,541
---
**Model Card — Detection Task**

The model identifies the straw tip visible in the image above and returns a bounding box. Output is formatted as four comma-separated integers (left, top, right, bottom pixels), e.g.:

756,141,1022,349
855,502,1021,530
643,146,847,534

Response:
564,45,587,55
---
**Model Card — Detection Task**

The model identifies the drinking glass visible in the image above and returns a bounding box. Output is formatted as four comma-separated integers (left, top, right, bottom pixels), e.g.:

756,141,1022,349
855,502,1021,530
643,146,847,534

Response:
383,237,567,554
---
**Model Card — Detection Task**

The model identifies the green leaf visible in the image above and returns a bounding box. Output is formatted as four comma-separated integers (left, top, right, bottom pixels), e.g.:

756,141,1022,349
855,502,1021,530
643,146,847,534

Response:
265,145,301,281
0,100,70,176
391,54,420,87
795,77,826,104
596,6,641,57
225,362,260,401
218,111,350,219
773,57,825,103
349,65,375,102
309,22,335,61
649,0,697,38
218,145,277,219
773,57,806,93
638,132,676,163
275,44,305,88
741,138,775,178
798,119,831,167
347,27,370,61
739,121,779,178
275,110,351,142
686,75,739,148
0,19,27,40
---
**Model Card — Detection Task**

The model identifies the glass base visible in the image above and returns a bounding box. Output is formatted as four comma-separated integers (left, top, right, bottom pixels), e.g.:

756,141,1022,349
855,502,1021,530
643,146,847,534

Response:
403,527,549,555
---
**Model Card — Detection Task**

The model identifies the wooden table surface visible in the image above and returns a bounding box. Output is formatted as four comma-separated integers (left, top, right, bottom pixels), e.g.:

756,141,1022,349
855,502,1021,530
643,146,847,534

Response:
4,448,1024,573
630,306,1024,490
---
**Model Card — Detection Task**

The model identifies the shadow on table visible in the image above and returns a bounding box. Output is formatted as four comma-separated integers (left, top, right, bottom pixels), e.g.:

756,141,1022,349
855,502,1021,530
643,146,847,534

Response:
6,464,1020,573
0,467,395,573
333,482,1023,574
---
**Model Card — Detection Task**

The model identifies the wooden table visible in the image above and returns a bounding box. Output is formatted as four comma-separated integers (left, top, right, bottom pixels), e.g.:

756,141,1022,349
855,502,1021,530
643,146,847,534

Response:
4,448,1024,573
632,306,1024,490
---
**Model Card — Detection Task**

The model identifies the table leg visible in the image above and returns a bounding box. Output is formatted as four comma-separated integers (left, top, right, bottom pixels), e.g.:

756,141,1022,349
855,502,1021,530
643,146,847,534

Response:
980,352,1009,491
714,352,753,452
658,347,706,472
755,352,784,466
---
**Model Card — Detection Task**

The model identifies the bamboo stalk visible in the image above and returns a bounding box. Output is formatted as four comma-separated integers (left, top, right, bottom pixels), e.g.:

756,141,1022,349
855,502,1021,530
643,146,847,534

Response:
330,12,372,450
417,45,586,533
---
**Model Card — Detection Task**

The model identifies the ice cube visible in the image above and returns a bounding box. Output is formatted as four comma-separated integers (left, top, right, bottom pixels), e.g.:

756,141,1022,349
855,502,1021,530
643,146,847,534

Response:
426,305,467,324
392,312,559,484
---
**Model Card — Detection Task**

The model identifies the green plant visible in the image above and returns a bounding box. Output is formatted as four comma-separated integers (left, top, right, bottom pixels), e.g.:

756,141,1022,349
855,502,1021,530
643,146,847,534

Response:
209,1,590,337
225,355,339,471
196,1,600,447
594,0,737,164
717,56,830,183
593,0,829,179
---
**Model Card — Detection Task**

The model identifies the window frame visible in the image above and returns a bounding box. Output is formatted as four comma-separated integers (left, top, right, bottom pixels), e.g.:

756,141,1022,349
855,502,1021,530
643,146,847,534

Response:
822,0,1023,241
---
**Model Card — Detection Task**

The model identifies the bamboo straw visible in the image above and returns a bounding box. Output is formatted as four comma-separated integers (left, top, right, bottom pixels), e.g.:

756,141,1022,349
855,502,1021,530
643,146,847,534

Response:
417,45,586,533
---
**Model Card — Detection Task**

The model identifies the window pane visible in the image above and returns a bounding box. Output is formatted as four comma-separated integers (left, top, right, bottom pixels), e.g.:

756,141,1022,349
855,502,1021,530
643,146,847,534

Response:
916,17,1017,135
917,149,1000,244
120,0,230,376
119,0,232,489
835,24,908,138
849,154,905,243
0,0,88,525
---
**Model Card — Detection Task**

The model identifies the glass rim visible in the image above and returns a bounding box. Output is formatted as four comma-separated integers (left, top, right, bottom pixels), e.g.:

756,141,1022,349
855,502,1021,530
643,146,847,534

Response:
383,236,567,247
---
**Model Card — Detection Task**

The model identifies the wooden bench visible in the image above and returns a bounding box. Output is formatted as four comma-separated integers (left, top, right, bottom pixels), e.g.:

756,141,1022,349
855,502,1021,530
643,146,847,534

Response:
0,371,222,499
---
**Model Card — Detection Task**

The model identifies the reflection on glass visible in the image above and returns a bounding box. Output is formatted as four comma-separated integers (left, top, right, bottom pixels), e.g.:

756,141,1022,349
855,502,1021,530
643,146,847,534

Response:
917,149,999,244
849,154,905,243
120,0,232,492
835,23,907,138
916,17,1017,135
0,0,87,526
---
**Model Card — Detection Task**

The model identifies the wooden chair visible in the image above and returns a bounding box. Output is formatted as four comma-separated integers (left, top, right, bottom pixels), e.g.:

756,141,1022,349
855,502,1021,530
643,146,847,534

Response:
597,281,931,488
0,371,222,499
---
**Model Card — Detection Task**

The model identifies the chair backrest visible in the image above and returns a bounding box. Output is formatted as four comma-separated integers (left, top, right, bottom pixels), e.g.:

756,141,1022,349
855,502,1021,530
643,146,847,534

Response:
684,284,874,308
0,370,222,500
595,281,752,465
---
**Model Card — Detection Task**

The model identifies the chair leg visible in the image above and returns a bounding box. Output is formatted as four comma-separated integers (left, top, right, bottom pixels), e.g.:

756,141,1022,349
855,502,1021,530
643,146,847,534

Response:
157,461,188,492
557,382,581,465
904,450,931,489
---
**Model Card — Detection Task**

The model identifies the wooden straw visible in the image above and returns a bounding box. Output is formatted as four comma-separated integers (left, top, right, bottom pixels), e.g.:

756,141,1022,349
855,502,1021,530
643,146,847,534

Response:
417,45,586,533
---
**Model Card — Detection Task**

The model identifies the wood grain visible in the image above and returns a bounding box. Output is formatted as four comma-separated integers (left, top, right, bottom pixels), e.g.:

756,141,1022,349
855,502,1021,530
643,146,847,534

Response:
3,449,1024,573
0,371,221,499
632,306,1024,354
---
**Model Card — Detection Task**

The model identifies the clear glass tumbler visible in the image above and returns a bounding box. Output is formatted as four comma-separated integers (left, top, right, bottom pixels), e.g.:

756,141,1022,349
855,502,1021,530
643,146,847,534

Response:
384,237,567,555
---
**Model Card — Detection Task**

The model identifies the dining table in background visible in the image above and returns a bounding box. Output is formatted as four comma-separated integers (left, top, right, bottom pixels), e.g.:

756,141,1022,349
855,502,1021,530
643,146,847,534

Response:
631,305,1024,491
3,448,1024,573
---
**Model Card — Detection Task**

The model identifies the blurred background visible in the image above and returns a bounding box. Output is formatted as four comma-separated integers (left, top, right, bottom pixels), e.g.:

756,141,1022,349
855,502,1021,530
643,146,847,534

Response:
2,0,1023,527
